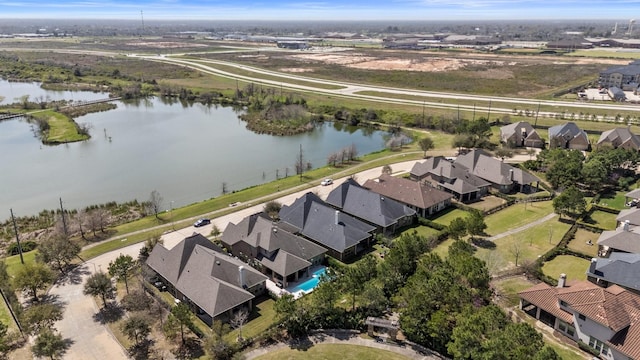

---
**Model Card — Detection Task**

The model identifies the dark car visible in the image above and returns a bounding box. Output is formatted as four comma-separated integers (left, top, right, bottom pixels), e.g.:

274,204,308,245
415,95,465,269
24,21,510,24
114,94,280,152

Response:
194,218,211,227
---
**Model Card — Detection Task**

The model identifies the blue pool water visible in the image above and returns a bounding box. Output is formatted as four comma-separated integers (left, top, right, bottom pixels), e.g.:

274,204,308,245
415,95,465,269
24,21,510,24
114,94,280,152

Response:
291,267,326,293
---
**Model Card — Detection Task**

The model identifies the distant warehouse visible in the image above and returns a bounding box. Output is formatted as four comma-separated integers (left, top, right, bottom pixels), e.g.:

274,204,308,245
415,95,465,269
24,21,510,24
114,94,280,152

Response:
277,41,309,50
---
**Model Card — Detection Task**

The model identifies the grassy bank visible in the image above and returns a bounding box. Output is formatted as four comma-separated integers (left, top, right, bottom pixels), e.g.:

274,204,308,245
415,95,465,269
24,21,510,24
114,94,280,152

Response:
30,110,89,144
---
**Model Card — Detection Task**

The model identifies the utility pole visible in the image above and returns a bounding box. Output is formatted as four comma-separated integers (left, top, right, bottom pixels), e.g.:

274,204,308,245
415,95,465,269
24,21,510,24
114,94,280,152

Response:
10,209,24,264
472,103,476,122
487,100,492,122
59,197,68,237
534,102,541,128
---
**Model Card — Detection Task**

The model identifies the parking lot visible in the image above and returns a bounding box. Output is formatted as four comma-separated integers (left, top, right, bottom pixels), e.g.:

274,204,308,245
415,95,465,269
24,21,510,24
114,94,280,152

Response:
582,88,640,102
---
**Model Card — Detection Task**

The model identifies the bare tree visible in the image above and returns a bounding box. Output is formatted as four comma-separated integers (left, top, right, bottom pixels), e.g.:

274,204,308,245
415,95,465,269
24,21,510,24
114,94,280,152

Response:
294,144,306,180
75,209,88,240
327,152,338,167
347,143,358,161
230,309,249,341
222,182,228,195
148,190,163,219
94,208,109,233
510,242,522,267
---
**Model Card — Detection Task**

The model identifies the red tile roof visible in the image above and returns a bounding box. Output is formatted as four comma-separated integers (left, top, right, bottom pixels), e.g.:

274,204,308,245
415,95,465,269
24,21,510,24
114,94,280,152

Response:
519,281,640,359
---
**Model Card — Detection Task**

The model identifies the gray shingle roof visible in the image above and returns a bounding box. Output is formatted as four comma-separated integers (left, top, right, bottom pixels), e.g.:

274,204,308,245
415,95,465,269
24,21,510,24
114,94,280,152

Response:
587,253,640,292
279,192,375,253
325,179,416,227
455,149,539,186
410,156,491,195
363,174,453,210
597,128,640,149
146,234,267,318
598,228,640,254
548,122,588,143
617,208,640,227
601,64,640,77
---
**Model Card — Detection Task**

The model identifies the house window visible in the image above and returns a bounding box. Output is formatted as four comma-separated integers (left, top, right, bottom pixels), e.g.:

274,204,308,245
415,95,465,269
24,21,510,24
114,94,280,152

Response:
578,313,586,321
589,336,609,354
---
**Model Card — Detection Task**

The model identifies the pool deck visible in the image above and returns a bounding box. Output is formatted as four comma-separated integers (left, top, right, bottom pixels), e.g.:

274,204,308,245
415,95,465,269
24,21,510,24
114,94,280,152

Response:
265,266,326,299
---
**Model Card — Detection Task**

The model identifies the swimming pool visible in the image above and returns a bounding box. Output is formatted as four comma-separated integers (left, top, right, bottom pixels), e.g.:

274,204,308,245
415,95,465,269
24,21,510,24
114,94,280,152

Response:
290,267,326,293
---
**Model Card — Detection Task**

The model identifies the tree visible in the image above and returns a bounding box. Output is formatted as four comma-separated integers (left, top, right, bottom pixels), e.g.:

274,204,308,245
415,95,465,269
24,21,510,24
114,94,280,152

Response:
121,313,151,347
448,217,468,240
210,224,222,239
121,290,152,312
229,309,249,341
170,303,193,345
32,328,67,360
13,262,55,302
510,242,522,267
21,303,63,336
264,201,282,220
552,186,586,219
381,164,392,175
108,254,136,294
448,305,508,360
418,136,434,158
204,323,235,360
0,320,7,353
581,159,608,190
494,148,513,161
147,190,163,219
465,209,487,237
36,234,80,273
138,234,162,262
294,144,306,181
83,271,115,308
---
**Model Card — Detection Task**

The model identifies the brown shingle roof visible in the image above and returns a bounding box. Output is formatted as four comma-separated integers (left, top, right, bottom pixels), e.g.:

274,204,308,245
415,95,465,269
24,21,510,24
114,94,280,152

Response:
362,174,452,210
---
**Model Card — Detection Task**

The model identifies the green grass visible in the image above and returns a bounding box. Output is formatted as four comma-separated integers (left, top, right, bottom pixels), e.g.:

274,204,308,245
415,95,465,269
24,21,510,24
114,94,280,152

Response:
476,216,571,273
31,110,89,143
596,191,627,210
431,238,454,258
252,344,411,360
483,201,554,236
492,277,536,307
566,50,640,59
399,225,441,239
224,298,275,343
433,208,470,227
0,294,16,330
4,250,38,278
548,342,588,360
568,228,600,258
582,210,618,230
542,255,591,282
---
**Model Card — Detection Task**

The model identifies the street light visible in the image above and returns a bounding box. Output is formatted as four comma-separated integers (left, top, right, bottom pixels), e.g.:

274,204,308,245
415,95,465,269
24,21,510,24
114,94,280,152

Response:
170,201,175,230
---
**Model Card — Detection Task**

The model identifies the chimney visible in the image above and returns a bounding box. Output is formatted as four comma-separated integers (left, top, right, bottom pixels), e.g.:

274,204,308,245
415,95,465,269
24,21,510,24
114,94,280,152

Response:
624,220,630,231
588,258,598,275
557,273,567,288
335,210,340,225
509,169,514,181
239,266,246,288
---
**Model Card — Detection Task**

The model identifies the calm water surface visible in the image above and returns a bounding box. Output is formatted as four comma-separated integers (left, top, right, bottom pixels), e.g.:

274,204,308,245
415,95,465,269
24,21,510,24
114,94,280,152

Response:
0,81,387,218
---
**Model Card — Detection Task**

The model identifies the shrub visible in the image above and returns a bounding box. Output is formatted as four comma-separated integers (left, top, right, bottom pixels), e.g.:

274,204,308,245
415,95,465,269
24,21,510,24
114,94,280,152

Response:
7,241,37,255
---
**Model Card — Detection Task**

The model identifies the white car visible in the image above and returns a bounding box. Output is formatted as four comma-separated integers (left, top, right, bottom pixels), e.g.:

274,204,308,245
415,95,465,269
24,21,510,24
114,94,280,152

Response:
320,178,333,186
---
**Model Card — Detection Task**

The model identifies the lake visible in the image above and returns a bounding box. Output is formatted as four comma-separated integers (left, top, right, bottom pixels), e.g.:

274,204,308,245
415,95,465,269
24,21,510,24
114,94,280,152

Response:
0,81,388,218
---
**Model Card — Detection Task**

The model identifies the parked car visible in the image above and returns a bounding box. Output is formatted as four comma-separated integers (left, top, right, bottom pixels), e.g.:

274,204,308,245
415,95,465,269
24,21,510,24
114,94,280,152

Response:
194,218,211,227
320,178,333,186
626,199,638,207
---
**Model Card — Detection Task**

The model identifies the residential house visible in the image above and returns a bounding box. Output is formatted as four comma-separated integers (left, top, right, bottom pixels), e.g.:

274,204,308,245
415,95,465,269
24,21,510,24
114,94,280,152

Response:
146,233,267,325
325,178,417,235
548,122,589,150
500,121,544,148
519,275,640,360
410,156,491,202
587,254,640,295
279,192,376,261
616,208,640,227
597,222,640,257
221,212,326,288
597,127,640,150
362,174,453,217
599,61,640,89
455,149,540,194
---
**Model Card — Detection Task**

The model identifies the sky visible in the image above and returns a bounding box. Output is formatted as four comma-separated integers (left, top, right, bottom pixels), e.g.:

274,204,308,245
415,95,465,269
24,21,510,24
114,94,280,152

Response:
0,0,638,21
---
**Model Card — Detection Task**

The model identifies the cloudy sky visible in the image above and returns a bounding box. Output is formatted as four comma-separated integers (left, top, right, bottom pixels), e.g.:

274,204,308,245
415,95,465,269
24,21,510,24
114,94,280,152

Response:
0,0,637,20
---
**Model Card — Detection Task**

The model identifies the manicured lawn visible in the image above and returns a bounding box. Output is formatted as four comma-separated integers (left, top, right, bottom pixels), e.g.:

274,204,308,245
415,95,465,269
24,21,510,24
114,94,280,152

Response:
399,225,440,240
432,238,454,259
433,208,469,227
597,191,627,210
4,250,38,278
483,201,554,236
491,276,535,307
252,344,411,360
582,210,618,230
567,228,600,258
476,216,571,273
224,298,276,343
466,196,506,212
542,255,591,282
